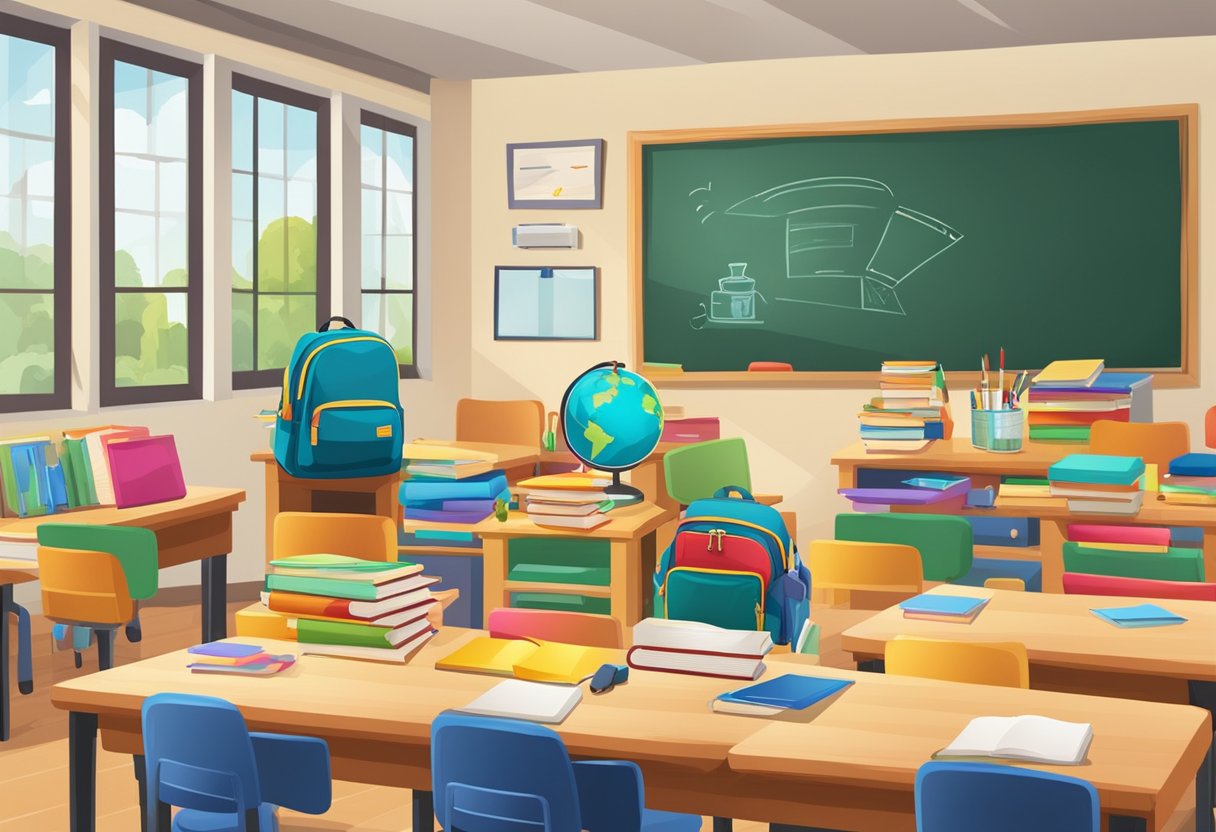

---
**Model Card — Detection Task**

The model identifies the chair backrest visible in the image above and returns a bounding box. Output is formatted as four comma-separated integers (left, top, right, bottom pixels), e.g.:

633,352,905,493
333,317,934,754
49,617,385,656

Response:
273,512,396,562
886,637,1029,688
36,523,158,600
1062,572,1216,601
662,438,751,505
37,546,133,626
1062,542,1204,583
916,761,1098,832
983,577,1025,591
1089,420,1190,470
834,513,972,582
141,693,262,817
487,608,623,648
431,712,582,832
456,398,545,449
808,540,923,595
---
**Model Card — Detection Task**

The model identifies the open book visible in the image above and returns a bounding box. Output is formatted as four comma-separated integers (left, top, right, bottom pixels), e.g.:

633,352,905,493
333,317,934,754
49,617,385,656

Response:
937,715,1093,765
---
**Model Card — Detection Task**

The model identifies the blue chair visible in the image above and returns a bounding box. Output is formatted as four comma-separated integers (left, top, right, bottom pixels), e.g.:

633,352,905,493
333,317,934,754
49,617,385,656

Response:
431,712,700,832
916,762,1098,832
141,693,331,832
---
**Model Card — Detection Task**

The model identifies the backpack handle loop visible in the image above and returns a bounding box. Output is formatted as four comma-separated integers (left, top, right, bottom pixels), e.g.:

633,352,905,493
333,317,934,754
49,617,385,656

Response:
713,485,755,502
319,316,357,332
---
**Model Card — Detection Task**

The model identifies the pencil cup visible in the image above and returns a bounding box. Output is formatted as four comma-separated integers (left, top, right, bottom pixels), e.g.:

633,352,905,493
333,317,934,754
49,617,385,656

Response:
971,408,1024,453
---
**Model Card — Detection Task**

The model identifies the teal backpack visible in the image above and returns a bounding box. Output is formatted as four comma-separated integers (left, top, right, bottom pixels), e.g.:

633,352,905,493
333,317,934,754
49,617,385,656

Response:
274,317,404,479
654,487,811,646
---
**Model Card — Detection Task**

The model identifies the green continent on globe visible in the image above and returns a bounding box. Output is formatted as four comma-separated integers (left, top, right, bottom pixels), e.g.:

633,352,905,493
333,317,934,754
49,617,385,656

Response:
583,420,615,459
562,367,664,470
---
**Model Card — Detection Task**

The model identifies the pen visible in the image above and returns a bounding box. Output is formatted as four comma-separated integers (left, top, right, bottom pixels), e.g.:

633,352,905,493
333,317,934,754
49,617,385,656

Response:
998,348,1005,409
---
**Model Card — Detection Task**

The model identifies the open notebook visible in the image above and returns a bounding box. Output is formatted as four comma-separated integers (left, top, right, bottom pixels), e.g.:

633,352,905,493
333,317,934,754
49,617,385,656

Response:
936,715,1093,765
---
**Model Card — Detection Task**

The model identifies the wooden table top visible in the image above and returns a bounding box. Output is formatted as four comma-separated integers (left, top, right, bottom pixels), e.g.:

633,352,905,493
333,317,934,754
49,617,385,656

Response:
993,494,1216,527
0,487,246,542
473,501,672,540
730,658,1211,823
0,557,37,586
840,585,1216,682
831,438,1084,475
254,440,541,473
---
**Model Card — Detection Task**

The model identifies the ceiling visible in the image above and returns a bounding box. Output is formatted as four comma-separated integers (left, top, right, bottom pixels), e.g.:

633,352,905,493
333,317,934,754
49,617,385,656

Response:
164,0,1216,91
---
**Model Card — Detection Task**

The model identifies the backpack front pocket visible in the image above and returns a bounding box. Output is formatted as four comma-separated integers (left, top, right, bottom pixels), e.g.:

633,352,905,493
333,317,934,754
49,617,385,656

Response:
661,567,764,631
302,400,400,469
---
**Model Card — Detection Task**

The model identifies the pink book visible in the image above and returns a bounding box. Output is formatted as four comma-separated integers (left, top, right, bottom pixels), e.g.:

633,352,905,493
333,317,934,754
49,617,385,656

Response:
660,417,721,444
1067,524,1170,547
106,435,187,509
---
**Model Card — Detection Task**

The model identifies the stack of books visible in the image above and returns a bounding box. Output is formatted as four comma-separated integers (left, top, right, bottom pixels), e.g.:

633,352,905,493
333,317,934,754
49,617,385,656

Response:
186,643,296,676
997,476,1052,501
403,442,497,480
264,554,439,662
1047,454,1145,515
898,593,990,623
859,361,949,452
626,618,772,680
515,472,617,531
1025,361,1151,443
1160,453,1216,505
400,469,508,524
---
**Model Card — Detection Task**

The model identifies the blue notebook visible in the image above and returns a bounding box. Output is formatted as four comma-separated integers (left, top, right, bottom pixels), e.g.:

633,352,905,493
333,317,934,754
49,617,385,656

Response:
1168,453,1216,478
1090,603,1187,628
898,594,988,616
903,476,969,491
1048,454,1145,486
718,674,853,710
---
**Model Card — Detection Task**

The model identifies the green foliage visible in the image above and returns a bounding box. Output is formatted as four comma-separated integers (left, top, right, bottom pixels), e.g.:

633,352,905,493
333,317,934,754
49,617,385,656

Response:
0,236,54,395
258,216,316,292
114,292,189,388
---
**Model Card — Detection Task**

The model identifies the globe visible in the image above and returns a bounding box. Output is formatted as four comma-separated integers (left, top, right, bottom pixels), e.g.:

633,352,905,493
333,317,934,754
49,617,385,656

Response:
560,362,664,501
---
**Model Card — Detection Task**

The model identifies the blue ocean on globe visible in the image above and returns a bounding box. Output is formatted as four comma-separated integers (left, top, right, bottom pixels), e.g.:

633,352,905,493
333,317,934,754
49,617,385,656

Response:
562,366,663,470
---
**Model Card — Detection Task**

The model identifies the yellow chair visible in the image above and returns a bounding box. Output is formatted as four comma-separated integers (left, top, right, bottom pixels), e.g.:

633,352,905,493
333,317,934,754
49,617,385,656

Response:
808,540,924,606
983,577,1026,591
38,547,134,671
1089,420,1190,470
456,398,545,449
886,636,1030,688
273,512,396,562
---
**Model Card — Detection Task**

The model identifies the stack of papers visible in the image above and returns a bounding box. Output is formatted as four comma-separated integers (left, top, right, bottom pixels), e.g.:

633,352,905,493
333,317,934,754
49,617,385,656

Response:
712,674,853,717
1090,603,1187,628
899,593,990,624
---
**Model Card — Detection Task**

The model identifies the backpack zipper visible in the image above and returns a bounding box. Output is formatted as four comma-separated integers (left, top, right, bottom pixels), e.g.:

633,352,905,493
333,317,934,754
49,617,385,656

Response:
659,566,765,630
677,516,789,570
281,335,395,418
309,399,398,445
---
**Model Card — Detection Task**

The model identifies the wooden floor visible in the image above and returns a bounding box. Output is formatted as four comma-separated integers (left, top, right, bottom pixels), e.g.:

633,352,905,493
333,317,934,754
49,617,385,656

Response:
0,601,1204,831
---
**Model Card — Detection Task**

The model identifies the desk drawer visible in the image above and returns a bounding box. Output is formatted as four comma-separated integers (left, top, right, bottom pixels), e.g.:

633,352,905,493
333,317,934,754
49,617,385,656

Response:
510,592,611,616
966,516,1040,547
508,538,610,586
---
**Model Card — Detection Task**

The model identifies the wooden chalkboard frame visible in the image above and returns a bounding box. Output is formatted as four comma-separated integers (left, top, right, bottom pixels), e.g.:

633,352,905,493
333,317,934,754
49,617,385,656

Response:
629,105,1198,388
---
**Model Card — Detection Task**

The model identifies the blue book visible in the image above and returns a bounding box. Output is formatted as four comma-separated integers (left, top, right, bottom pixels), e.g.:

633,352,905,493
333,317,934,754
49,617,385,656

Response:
1090,603,1187,628
903,476,969,491
718,674,853,710
400,471,508,503
1048,454,1145,486
412,529,476,542
1168,453,1216,478
898,594,988,616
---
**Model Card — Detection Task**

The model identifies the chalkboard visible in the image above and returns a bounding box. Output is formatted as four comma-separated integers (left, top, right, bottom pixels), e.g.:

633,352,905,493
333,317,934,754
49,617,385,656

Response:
632,107,1196,385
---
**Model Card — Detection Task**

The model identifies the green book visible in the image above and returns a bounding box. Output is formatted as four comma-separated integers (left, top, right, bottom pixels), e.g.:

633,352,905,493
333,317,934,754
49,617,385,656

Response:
295,617,395,649
270,553,417,573
73,439,99,506
59,441,79,509
1001,476,1051,486
1029,425,1091,441
264,573,425,601
1062,542,1204,582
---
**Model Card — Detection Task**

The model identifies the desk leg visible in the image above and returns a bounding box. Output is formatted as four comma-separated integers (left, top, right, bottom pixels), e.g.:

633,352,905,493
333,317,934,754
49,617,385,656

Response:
412,788,434,831
1107,818,1148,832
70,711,97,832
713,818,732,831
1,584,10,742
482,539,507,614
1040,520,1066,594
1189,681,1216,814
610,539,644,626
1204,531,1216,597
201,555,228,643
1196,737,1214,832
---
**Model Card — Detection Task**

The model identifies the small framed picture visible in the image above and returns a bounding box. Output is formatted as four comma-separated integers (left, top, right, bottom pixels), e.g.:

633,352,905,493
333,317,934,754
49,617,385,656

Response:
494,267,598,341
506,139,604,209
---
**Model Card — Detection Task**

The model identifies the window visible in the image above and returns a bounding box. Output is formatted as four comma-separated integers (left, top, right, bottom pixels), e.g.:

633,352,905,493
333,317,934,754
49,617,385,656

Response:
360,111,416,377
100,41,202,405
0,14,68,412
231,74,329,389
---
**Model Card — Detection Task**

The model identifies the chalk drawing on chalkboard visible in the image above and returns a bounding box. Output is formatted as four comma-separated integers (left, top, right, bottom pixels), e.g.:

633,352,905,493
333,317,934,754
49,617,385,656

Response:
689,262,769,329
708,176,962,316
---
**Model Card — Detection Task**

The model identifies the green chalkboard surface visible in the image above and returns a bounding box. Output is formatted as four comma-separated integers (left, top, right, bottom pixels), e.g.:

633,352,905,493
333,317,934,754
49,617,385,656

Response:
638,112,1191,379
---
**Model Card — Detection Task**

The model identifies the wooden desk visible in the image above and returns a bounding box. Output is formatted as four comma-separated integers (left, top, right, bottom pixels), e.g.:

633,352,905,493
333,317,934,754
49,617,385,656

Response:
840,585,1216,704
474,502,672,627
832,438,1083,491
51,632,1211,832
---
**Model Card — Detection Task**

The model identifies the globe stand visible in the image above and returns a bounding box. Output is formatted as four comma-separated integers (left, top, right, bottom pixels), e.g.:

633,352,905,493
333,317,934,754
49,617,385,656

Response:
605,471,644,505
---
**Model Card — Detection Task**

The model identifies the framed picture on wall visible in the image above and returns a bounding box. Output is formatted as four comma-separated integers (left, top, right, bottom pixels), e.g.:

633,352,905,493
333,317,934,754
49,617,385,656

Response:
506,139,604,208
494,267,598,341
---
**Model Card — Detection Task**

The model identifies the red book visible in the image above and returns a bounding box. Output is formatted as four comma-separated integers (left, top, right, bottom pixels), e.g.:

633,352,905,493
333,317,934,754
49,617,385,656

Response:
625,644,766,680
1067,524,1170,547
660,417,721,444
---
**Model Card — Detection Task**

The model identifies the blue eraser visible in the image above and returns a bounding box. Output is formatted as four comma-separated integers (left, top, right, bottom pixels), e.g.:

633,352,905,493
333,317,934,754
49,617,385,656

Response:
966,487,996,508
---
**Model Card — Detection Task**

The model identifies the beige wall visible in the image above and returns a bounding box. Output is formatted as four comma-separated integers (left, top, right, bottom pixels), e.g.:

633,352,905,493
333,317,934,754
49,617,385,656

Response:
459,36,1215,549
3,0,465,608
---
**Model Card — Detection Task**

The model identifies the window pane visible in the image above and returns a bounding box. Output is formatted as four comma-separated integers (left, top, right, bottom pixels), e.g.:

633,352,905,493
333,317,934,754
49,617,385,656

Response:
159,213,187,287
114,210,155,287
232,170,253,221
257,176,285,291
114,291,189,388
283,214,316,293
361,235,381,291
231,90,253,171
113,61,148,154
159,159,187,214
360,124,381,187
232,217,253,290
385,130,413,191
114,154,155,212
231,291,253,372
257,97,284,177
363,292,412,366
286,105,316,181
385,234,412,290
257,293,314,371
149,70,187,159
386,190,411,235
0,291,53,394
1,35,54,138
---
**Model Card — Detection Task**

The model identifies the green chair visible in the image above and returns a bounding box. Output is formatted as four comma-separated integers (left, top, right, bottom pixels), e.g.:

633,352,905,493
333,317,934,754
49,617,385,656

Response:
36,524,159,670
662,438,751,505
835,513,972,582
1063,542,1204,583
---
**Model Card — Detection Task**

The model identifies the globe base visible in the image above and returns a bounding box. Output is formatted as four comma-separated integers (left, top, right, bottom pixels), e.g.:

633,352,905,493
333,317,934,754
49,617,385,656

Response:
605,477,645,505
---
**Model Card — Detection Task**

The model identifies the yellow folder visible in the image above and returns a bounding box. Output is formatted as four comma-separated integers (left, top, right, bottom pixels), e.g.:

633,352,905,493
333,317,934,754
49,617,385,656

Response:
436,636,615,684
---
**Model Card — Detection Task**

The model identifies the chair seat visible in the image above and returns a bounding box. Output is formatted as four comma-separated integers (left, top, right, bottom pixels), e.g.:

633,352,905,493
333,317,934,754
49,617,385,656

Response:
174,804,277,832
641,808,702,832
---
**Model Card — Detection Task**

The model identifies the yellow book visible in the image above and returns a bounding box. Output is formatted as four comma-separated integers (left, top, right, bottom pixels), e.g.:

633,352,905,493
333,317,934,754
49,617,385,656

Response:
516,472,613,491
1074,541,1169,554
234,603,296,641
1143,463,1159,492
436,636,614,684
404,440,499,463
1032,359,1104,386
436,637,542,676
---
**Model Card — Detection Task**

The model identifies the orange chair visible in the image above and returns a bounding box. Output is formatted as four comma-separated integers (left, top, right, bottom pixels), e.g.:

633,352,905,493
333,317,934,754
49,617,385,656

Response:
1207,405,1216,449
38,548,135,672
983,577,1026,591
808,540,924,609
273,512,396,562
886,636,1030,688
456,398,545,449
487,608,623,649
1089,420,1190,470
